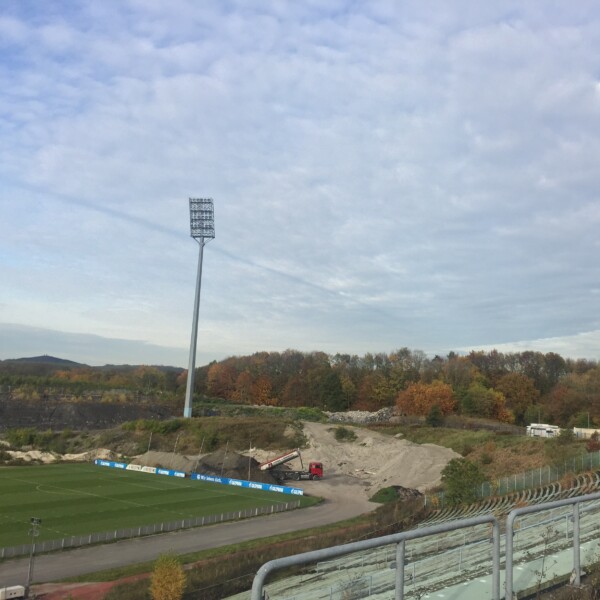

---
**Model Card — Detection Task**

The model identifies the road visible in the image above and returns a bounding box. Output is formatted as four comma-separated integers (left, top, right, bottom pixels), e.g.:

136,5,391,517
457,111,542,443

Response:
0,474,378,587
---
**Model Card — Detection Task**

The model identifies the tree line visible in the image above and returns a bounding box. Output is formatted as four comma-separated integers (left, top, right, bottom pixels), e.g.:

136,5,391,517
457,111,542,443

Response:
194,348,600,427
1,349,599,427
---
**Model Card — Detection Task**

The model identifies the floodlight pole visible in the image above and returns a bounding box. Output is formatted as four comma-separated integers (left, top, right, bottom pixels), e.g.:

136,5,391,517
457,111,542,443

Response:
183,198,215,419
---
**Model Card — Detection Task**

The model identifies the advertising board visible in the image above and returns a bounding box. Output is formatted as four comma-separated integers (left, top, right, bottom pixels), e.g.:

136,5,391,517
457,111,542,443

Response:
190,473,303,496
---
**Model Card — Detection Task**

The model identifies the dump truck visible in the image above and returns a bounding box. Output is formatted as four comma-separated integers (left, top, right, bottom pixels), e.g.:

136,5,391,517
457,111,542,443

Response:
259,449,323,482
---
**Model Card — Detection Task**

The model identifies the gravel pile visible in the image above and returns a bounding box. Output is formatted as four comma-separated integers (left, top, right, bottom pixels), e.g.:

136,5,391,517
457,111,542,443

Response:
327,407,394,424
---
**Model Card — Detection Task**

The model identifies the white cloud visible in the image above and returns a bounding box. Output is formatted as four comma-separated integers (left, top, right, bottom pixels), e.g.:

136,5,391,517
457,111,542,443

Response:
0,1,599,365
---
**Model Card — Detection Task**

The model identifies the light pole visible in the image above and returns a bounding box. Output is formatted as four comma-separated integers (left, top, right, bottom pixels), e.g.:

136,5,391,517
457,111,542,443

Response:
25,517,41,598
183,198,215,418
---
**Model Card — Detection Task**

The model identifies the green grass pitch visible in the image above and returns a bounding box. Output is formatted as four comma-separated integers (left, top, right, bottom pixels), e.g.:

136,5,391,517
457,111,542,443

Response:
0,463,305,547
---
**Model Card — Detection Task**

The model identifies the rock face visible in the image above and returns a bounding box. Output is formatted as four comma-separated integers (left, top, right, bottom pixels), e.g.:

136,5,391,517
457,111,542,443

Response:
0,398,172,431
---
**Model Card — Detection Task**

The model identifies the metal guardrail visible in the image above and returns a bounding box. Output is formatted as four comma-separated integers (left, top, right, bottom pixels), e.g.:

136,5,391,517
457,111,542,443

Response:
251,492,600,599
0,501,299,559
504,490,600,598
250,514,501,600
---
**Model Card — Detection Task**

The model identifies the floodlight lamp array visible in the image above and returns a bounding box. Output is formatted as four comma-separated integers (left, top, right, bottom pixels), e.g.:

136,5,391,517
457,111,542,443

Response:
189,198,215,240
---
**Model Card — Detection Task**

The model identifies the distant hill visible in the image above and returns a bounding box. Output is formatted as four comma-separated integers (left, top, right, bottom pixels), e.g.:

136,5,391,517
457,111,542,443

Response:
0,356,184,377
6,355,87,368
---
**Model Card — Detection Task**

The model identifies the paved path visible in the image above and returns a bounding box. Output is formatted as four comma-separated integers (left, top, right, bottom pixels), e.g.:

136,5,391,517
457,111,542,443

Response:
0,475,377,587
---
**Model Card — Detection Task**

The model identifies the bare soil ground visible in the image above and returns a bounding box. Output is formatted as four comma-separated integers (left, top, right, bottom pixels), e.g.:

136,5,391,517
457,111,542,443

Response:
249,421,459,501
129,421,459,503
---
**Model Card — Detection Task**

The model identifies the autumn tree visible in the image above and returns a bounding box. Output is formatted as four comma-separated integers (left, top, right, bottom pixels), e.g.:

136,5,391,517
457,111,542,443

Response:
281,375,310,407
354,372,395,410
542,367,600,426
206,361,236,399
232,371,253,404
496,373,540,425
150,553,186,600
253,374,275,405
396,381,456,416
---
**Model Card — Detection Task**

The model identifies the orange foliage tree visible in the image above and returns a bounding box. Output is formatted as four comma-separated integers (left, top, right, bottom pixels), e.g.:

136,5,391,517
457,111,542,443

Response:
150,553,186,600
396,381,456,416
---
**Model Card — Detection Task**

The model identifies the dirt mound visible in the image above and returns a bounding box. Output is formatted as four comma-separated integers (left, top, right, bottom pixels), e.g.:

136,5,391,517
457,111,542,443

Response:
391,485,424,501
131,449,278,483
131,450,197,473
248,421,459,500
197,448,277,483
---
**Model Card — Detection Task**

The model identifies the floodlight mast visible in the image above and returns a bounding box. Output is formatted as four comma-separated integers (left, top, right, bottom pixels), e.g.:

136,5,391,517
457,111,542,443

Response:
184,198,215,418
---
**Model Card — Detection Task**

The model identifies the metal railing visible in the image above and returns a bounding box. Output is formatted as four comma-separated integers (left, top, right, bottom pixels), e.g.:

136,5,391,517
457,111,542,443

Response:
251,492,600,599
251,514,501,600
0,501,299,559
505,491,600,598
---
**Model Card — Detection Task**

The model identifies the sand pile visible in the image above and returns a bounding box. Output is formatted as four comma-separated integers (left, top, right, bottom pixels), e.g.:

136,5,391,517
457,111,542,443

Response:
248,421,459,498
4,447,120,463
131,450,197,473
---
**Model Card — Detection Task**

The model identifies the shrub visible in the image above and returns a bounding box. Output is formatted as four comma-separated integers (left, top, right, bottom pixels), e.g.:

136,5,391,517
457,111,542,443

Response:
426,404,444,428
369,486,399,503
586,431,600,453
480,453,493,465
334,426,357,442
441,458,486,505
295,407,326,422
150,553,186,600
5,428,37,448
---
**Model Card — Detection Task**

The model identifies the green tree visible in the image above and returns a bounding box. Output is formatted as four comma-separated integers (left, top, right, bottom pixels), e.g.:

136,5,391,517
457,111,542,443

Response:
461,382,512,422
150,554,186,600
426,404,444,427
441,458,486,505
320,371,345,411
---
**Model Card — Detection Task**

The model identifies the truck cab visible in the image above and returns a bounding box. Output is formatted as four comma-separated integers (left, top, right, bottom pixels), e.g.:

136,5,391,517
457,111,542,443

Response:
309,461,323,480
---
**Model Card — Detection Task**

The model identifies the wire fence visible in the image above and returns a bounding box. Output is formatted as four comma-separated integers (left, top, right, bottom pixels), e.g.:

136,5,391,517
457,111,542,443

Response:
0,500,300,559
426,450,600,509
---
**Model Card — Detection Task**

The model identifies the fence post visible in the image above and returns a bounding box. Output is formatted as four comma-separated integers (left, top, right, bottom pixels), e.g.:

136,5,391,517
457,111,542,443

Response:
573,502,581,585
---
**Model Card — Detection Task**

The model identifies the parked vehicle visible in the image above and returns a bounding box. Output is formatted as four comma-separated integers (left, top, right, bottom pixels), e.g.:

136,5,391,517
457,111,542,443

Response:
0,586,25,600
526,423,561,438
259,449,323,482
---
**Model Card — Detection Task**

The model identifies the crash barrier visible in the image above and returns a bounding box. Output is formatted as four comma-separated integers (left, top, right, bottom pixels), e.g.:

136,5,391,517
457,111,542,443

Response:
191,473,304,496
95,459,303,496
0,500,300,560
251,491,600,600
426,449,600,508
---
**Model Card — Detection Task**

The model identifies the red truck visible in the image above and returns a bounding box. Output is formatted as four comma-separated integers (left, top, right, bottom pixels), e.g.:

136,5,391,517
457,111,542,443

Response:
259,449,323,482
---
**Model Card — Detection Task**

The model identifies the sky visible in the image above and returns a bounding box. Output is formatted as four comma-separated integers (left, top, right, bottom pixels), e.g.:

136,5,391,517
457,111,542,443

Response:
1,1,599,368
